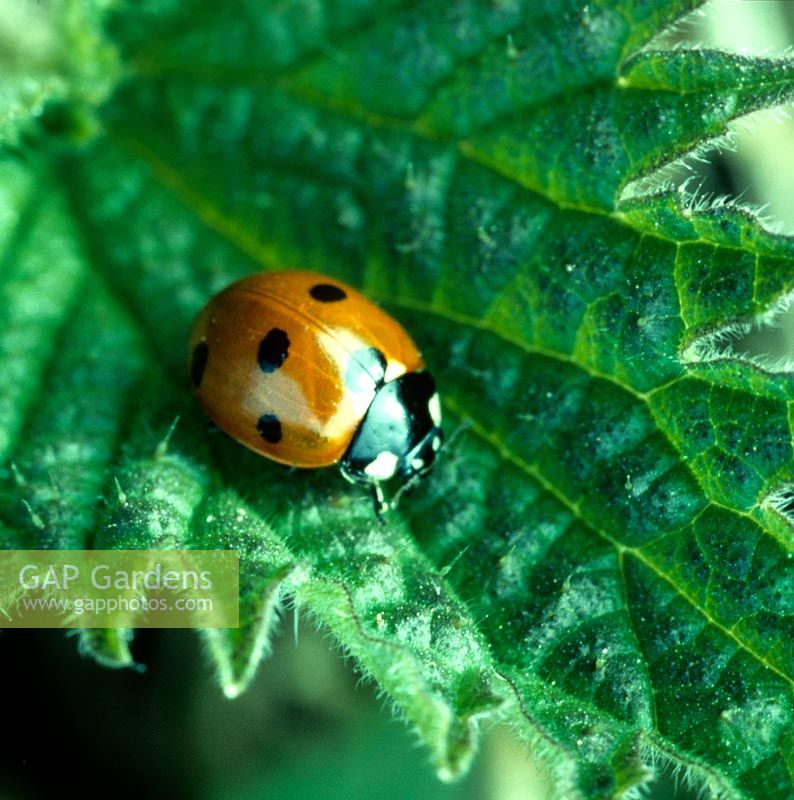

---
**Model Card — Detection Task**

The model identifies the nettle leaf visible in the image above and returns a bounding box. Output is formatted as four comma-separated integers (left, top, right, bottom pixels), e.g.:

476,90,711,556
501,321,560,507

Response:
1,1,793,797
0,0,117,146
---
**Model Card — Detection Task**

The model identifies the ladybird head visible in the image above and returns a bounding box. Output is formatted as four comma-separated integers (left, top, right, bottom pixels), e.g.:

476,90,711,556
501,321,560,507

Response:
340,371,442,491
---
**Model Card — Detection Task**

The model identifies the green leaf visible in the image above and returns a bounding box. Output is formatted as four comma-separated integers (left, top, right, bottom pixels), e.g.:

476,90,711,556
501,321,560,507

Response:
0,0,118,145
2,1,793,798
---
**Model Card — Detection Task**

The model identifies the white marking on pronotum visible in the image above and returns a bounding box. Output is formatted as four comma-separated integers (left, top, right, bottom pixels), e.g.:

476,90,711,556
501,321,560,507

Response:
428,393,442,426
364,451,399,481
431,435,442,452
385,360,406,382
411,457,425,472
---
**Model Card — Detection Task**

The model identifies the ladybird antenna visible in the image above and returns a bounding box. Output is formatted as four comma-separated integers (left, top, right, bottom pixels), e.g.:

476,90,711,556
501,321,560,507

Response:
445,418,472,449
390,471,422,511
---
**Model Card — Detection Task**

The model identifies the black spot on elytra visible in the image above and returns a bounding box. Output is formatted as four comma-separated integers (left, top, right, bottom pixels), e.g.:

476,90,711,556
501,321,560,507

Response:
309,283,347,303
345,347,387,391
257,414,282,444
190,341,209,387
258,328,290,373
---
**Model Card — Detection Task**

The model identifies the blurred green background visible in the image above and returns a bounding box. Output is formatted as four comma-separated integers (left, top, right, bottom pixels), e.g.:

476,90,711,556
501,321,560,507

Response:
1,2,792,799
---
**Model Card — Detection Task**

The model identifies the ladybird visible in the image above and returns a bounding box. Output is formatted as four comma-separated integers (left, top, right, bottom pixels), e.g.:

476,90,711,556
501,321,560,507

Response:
188,270,442,514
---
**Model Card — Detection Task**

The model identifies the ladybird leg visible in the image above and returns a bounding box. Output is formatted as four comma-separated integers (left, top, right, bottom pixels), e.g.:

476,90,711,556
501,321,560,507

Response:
371,483,389,519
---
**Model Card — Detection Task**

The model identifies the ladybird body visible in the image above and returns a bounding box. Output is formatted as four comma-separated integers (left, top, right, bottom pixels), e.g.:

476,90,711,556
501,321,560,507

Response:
188,270,442,510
